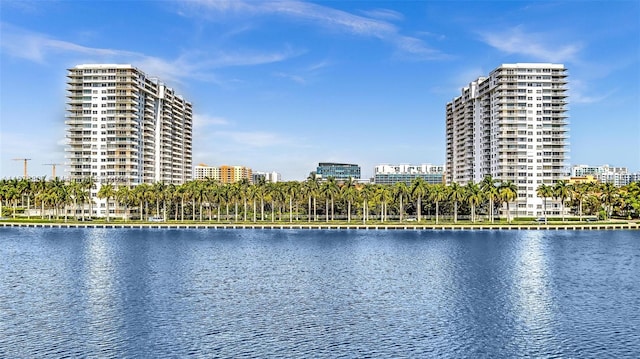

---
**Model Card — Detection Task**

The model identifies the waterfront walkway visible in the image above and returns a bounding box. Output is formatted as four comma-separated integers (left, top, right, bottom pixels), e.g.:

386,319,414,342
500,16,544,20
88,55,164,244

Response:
2,222,639,231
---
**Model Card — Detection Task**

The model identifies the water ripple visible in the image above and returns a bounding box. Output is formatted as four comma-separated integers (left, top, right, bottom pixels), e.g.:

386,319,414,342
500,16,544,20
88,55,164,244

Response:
1,228,639,357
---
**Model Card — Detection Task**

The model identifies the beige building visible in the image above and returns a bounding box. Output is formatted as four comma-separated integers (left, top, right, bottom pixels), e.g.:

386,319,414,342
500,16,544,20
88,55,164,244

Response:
446,63,568,217
194,164,252,184
66,64,193,216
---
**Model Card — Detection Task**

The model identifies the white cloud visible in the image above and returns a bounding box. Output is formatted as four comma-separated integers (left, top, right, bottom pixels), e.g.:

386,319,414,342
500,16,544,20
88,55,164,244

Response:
479,26,582,63
0,22,303,84
0,23,135,63
182,0,447,60
360,8,404,22
569,79,616,104
193,113,230,129
274,72,306,84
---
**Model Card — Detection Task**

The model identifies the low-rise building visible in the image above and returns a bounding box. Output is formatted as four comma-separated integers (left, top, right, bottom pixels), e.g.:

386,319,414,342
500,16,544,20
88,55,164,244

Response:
571,164,636,187
374,164,444,185
315,162,361,181
194,164,252,183
253,171,281,183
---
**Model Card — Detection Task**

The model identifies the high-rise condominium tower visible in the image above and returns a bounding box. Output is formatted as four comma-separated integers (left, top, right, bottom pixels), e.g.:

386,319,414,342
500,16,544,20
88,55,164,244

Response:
446,63,568,217
66,64,192,215
66,64,192,184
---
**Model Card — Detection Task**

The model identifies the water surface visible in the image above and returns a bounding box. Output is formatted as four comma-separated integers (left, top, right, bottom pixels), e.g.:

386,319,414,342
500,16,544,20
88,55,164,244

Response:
1,228,638,358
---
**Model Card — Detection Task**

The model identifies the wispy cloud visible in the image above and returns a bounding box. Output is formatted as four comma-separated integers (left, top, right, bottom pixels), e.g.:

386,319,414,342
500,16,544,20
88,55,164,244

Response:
479,26,582,63
272,58,335,85
570,79,617,104
360,8,404,22
274,72,306,84
0,22,302,84
0,23,135,64
182,0,448,60
193,113,230,129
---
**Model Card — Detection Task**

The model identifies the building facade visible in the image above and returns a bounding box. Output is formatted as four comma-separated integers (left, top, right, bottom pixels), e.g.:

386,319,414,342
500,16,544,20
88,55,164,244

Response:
374,164,444,185
315,163,361,181
193,163,221,181
66,64,192,216
446,63,568,217
252,171,281,183
571,164,638,187
193,164,252,184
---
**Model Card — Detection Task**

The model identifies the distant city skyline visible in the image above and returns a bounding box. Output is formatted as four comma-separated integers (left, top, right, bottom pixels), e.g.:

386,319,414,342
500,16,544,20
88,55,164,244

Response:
1,1,639,180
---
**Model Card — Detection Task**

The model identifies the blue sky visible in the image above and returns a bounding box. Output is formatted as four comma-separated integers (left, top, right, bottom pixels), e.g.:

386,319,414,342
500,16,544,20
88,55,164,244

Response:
1,0,639,180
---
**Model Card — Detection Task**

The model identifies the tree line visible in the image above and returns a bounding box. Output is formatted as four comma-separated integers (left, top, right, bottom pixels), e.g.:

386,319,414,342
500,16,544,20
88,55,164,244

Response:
1,176,639,222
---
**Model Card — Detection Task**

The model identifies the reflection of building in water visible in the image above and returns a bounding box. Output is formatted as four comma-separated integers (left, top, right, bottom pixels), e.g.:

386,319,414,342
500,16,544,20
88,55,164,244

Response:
511,231,555,349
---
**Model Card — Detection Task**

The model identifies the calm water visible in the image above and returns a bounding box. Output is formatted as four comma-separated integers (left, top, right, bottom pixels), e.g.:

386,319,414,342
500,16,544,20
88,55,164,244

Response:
1,228,639,358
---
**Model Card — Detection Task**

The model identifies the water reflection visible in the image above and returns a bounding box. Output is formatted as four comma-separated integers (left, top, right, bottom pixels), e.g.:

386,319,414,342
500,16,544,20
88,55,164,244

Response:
510,231,557,354
83,228,123,355
1,228,638,358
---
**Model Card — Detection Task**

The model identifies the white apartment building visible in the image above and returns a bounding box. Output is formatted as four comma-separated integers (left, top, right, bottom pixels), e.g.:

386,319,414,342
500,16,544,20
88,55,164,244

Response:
66,64,193,216
571,164,637,187
253,171,282,183
194,163,221,181
446,63,568,217
374,164,444,185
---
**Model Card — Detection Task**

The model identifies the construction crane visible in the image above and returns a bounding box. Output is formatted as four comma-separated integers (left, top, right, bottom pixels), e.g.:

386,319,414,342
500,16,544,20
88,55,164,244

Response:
12,158,31,179
44,163,62,179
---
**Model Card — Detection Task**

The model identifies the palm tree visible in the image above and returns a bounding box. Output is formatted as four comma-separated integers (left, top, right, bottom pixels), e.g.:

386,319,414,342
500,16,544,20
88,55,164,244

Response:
481,176,499,223
82,176,96,218
449,182,466,223
498,181,518,223
375,185,392,222
465,182,483,223
227,182,241,222
284,181,299,223
410,178,428,222
210,182,224,222
151,182,166,219
17,178,32,219
68,180,83,220
537,184,553,221
326,177,339,221
31,177,48,219
163,183,177,221
360,184,375,224
116,185,133,221
429,184,447,224
393,182,410,222
320,180,332,222
192,180,209,222
236,178,250,222
247,183,259,222
265,182,279,222
48,177,68,221
600,182,617,220
7,178,21,218
320,177,339,222
97,182,115,222
133,183,150,221
304,174,320,222
340,178,358,222
553,180,570,222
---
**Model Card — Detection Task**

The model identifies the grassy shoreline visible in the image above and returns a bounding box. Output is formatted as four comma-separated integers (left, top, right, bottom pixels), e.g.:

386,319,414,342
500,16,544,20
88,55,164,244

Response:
2,218,639,230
